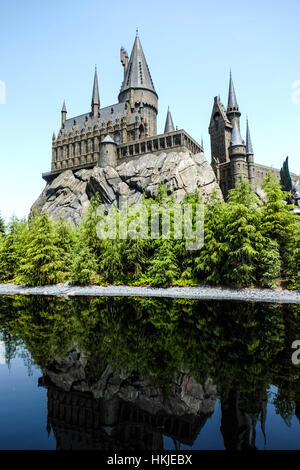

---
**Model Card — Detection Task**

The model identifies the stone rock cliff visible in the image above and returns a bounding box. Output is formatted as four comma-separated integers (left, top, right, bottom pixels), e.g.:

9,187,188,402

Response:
32,150,222,225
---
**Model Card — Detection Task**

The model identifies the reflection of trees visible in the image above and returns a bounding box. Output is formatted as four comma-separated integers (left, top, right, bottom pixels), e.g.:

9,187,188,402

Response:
0,296,300,449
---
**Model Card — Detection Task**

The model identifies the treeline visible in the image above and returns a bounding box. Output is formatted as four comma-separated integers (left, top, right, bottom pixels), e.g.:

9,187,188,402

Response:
0,172,299,288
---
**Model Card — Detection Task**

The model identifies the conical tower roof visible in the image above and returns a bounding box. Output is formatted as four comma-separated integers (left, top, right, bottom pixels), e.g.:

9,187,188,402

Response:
164,107,175,133
61,100,67,112
91,67,100,106
246,119,254,155
230,120,244,146
227,71,239,111
119,34,156,96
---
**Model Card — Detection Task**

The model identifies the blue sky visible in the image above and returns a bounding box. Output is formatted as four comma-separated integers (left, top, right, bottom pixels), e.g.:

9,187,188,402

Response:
0,0,299,221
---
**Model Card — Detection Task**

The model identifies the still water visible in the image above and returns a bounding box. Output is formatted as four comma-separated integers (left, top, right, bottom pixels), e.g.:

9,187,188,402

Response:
0,295,299,450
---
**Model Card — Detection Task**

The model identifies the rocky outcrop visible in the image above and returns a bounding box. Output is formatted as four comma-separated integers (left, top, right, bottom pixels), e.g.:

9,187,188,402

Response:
32,150,222,225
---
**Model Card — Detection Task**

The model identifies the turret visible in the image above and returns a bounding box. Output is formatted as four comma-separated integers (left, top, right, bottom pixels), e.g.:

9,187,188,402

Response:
227,72,241,129
61,100,67,126
209,95,233,178
91,67,100,117
98,135,118,168
229,121,247,187
118,33,158,136
246,119,255,187
164,107,175,133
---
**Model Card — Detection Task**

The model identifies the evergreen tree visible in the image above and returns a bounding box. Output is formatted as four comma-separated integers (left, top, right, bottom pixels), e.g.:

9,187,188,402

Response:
195,180,279,287
78,194,104,259
261,171,297,249
286,224,300,287
54,219,76,272
0,213,5,234
0,217,28,281
194,194,229,285
257,239,281,287
146,240,179,287
99,239,125,282
70,244,98,285
223,180,265,286
17,213,64,286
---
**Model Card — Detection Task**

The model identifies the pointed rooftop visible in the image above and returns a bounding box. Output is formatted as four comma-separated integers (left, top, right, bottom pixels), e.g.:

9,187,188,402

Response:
246,119,254,155
101,135,116,144
91,67,100,106
227,71,239,111
164,107,175,133
230,120,244,146
119,34,156,96
61,100,67,112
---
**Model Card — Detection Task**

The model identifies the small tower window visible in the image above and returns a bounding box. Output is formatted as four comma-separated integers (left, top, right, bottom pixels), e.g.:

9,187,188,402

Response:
139,124,144,139
213,112,220,131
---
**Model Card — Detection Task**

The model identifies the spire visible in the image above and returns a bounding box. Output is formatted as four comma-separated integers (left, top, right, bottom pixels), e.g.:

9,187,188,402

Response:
91,67,100,116
119,35,156,96
61,100,67,126
164,107,175,133
246,119,254,155
227,71,239,111
230,120,244,146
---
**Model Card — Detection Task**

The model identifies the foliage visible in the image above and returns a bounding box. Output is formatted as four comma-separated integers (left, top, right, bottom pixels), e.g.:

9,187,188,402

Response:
0,173,298,288
0,217,28,281
16,213,66,286
70,243,98,285
0,213,5,234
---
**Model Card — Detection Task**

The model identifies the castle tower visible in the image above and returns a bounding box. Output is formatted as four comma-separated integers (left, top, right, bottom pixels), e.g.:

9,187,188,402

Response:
118,33,158,137
91,67,100,117
227,72,241,129
164,107,175,133
246,119,255,188
209,96,233,175
61,100,67,126
229,120,247,188
98,135,118,168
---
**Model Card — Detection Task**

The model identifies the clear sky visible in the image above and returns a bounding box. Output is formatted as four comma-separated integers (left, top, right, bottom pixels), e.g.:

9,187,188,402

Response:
0,0,299,221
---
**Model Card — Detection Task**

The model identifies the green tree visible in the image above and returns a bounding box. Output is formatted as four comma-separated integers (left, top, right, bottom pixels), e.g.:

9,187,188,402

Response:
0,217,28,281
70,243,98,285
54,219,76,272
146,240,179,287
17,213,64,286
261,171,297,250
0,213,5,234
195,179,280,287
99,238,124,282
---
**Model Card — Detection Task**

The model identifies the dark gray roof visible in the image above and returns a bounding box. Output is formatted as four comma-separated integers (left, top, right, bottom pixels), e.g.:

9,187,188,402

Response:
91,67,100,106
246,119,254,155
164,108,175,133
119,35,156,95
227,72,239,110
61,100,67,112
230,120,244,146
61,101,136,134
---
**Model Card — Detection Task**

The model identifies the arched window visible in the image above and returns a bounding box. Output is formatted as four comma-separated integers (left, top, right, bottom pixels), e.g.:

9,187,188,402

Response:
114,132,120,145
213,112,220,131
139,124,144,139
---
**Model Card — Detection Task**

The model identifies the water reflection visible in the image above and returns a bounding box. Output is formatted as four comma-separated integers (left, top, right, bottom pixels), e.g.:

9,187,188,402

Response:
0,296,299,450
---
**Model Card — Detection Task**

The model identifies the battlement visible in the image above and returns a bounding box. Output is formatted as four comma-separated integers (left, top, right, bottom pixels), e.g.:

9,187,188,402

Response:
43,129,203,182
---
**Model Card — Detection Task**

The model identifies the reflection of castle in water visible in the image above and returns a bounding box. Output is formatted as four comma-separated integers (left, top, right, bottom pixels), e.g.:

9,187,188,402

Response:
39,348,217,450
39,347,269,450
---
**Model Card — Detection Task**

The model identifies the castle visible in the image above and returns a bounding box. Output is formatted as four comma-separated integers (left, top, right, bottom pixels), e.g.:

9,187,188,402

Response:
43,33,298,198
